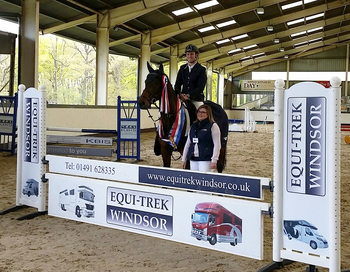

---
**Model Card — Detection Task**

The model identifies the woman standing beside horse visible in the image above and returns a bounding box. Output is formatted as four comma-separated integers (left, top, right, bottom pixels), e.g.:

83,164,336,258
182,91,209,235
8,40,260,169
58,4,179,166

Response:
181,104,221,172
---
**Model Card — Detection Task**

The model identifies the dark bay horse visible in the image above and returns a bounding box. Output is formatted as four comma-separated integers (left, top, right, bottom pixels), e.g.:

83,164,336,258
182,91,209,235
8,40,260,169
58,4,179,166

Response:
138,62,228,173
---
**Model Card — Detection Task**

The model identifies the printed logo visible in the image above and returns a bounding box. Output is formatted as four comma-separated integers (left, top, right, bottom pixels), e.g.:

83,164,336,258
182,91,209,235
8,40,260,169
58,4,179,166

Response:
286,97,326,196
23,98,39,163
106,187,173,235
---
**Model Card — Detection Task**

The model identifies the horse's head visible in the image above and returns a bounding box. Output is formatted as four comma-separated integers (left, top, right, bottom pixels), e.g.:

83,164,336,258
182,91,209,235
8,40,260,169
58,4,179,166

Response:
138,62,165,109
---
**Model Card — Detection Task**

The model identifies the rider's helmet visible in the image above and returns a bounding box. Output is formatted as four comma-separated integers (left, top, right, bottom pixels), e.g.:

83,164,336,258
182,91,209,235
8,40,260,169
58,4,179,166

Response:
185,44,199,54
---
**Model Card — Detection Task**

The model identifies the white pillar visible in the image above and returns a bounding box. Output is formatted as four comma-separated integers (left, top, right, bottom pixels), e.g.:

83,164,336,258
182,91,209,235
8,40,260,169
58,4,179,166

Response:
272,79,285,262
95,13,109,105
169,45,178,86
138,32,151,95
217,69,225,107
286,59,290,89
19,0,39,88
206,61,213,101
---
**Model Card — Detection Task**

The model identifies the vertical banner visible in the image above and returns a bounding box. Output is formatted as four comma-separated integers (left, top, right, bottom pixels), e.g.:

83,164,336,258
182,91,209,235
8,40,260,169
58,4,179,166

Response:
280,79,340,271
16,85,46,211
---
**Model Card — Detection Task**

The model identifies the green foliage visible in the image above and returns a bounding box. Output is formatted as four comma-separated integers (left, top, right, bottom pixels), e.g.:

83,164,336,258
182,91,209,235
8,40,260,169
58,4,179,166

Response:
108,55,137,103
39,35,96,104
212,72,218,103
38,35,137,105
0,54,11,95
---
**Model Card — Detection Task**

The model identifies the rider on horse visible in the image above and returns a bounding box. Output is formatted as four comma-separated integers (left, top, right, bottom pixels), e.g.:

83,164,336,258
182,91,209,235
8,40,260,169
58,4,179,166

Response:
174,44,207,123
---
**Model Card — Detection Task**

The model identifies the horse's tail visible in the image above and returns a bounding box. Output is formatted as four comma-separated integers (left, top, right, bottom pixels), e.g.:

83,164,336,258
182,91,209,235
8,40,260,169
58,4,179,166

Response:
204,100,228,173
217,146,227,173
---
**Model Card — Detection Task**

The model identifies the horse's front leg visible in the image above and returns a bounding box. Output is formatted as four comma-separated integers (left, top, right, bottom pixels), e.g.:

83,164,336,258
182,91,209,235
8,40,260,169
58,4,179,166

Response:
160,142,173,167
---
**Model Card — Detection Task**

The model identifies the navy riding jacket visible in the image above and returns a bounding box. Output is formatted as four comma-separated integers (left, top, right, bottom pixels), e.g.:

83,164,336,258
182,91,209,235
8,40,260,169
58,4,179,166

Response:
174,62,207,102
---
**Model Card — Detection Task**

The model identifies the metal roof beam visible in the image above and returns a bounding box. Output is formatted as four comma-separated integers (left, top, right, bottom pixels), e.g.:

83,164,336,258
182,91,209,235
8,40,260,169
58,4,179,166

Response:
42,15,96,34
109,34,141,47
109,0,178,27
188,1,346,56
231,42,350,77
225,33,350,74
210,16,350,68
150,0,287,44
42,0,177,35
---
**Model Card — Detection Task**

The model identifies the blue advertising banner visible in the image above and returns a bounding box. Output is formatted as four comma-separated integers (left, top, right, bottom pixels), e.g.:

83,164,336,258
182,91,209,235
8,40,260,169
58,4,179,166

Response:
139,167,261,199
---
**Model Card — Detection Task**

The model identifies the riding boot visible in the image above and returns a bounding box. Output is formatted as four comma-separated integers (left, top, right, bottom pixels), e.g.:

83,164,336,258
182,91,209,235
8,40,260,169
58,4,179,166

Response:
154,135,161,156
185,100,197,125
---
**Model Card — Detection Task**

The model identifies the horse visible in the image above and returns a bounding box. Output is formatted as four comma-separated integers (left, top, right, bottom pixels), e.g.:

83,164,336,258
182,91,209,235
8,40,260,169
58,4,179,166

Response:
138,62,228,173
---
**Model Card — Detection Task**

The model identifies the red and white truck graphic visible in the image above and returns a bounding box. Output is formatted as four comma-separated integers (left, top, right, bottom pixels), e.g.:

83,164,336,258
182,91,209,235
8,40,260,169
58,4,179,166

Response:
191,202,242,246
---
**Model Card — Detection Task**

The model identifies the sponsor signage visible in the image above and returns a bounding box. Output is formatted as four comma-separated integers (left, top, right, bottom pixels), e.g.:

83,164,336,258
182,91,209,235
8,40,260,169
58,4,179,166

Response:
46,155,269,200
317,81,331,88
47,135,113,146
17,87,46,210
281,81,339,267
0,115,13,133
48,173,270,260
120,120,137,139
240,80,275,91
106,187,173,235
286,97,326,196
139,167,265,200
23,97,39,163
47,146,113,157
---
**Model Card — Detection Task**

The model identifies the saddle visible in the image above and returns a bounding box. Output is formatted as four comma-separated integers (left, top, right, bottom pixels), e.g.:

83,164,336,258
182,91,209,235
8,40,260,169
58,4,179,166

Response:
183,100,197,125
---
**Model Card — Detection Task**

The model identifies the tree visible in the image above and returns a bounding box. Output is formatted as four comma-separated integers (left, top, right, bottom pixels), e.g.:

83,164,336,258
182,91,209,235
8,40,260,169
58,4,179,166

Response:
0,54,11,95
39,35,97,104
108,55,137,103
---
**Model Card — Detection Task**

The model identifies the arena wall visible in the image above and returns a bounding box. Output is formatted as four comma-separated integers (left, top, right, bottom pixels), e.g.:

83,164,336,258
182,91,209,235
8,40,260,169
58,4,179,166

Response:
46,106,350,131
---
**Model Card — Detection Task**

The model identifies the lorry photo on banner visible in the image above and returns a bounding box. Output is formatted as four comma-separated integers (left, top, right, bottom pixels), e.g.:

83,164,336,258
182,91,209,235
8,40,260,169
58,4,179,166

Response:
59,185,95,218
22,179,39,197
191,202,242,247
283,220,328,250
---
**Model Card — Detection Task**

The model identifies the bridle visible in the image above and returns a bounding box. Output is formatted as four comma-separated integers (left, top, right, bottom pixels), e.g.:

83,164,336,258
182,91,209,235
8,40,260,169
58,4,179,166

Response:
139,89,160,110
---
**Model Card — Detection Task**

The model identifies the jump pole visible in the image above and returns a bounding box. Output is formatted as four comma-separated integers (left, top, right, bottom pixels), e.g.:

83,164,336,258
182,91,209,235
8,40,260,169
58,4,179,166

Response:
47,127,117,134
46,128,117,158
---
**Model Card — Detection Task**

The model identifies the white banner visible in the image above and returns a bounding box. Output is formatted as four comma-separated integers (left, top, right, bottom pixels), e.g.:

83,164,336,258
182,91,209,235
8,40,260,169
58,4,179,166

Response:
16,87,46,211
281,81,340,268
48,173,270,260
46,155,270,200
